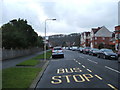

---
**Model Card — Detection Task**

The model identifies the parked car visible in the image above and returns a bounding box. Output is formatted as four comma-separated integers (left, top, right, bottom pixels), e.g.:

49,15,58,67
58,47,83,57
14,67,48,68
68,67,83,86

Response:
97,49,118,60
89,48,100,56
68,47,72,50
62,47,66,50
76,47,80,51
83,47,91,54
79,47,84,53
65,47,69,50
72,46,78,51
117,49,120,63
52,47,64,58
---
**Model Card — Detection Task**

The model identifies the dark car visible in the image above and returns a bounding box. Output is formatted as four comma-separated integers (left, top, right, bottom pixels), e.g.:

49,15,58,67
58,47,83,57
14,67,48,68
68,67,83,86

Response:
117,49,120,63
97,49,118,60
83,47,91,54
89,48,100,56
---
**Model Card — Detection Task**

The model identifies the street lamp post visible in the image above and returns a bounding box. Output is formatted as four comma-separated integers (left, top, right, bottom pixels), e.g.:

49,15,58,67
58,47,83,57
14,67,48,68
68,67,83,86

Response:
44,19,56,60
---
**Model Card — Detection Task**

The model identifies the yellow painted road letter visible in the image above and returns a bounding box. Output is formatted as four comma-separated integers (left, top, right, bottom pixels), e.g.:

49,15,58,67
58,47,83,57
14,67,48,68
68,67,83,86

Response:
73,74,85,82
83,74,93,81
57,68,65,74
51,76,62,84
63,75,71,83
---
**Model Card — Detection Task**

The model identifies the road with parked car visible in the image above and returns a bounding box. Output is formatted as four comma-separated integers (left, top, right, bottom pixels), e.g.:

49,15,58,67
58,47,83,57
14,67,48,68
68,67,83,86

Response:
35,47,119,89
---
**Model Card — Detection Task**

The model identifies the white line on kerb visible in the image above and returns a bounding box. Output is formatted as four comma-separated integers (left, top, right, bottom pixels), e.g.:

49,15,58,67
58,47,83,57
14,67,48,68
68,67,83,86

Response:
87,59,98,64
105,66,120,74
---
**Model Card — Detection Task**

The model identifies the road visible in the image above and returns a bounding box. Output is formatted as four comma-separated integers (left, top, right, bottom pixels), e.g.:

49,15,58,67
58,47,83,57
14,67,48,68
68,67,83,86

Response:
36,50,120,89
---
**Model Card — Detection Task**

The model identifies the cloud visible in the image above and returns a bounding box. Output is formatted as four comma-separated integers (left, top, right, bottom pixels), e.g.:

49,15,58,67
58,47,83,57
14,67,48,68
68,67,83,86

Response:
1,0,119,36
41,0,118,32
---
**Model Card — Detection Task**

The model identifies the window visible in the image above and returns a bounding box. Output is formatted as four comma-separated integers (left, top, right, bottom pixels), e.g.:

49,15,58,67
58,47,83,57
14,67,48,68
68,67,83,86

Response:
103,37,105,40
115,34,117,40
95,42,97,45
95,37,97,40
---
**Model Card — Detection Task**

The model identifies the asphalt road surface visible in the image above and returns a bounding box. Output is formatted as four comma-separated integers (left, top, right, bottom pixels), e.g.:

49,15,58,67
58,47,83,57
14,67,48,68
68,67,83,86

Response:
36,50,120,89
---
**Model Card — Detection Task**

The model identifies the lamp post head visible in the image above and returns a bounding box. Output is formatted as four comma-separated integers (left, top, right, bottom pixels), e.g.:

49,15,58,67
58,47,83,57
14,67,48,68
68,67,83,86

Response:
52,19,56,20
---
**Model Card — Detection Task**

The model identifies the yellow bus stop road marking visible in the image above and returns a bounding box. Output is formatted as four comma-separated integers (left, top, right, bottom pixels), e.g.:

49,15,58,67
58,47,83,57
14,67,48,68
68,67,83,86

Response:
94,74,102,80
107,84,118,90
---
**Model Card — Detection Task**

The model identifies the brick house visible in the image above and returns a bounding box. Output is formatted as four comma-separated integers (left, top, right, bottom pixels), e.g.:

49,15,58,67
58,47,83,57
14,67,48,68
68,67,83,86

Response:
90,26,113,49
80,32,90,47
115,25,120,50
109,33,115,49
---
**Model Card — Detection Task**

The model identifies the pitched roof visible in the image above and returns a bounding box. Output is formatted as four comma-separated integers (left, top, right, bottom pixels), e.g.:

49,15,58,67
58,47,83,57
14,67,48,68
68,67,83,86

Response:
92,27,101,34
95,26,112,37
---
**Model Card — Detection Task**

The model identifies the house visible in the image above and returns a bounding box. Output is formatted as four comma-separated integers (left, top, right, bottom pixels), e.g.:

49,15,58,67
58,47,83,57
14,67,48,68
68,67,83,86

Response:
80,32,90,47
115,25,120,50
90,26,113,49
109,33,115,49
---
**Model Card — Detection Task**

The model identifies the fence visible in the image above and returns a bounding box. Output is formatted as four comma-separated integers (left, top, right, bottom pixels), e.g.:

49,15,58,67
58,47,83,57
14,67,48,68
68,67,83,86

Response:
2,48,43,60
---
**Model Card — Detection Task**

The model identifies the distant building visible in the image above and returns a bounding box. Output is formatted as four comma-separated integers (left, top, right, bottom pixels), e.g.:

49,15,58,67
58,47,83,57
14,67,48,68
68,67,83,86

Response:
48,33,80,47
115,25,120,50
90,26,113,48
80,32,90,47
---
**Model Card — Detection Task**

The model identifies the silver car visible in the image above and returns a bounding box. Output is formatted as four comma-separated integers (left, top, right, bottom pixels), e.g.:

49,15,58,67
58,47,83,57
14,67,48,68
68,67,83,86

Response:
52,47,64,58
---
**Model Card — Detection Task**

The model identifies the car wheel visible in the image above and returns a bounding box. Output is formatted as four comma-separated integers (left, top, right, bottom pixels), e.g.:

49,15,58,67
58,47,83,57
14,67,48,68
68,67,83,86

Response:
103,55,106,59
61,55,64,58
52,56,55,59
97,54,100,58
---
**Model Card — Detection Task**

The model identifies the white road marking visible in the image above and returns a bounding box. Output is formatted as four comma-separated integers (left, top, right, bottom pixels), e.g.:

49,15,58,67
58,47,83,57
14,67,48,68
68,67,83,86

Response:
80,56,84,58
105,66,120,74
82,65,85,68
87,59,98,64
87,69,92,72
81,57,84,58
78,62,81,65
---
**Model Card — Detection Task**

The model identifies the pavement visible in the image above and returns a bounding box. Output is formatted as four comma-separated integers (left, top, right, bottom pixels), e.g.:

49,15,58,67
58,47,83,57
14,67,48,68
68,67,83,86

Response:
2,51,44,69
34,50,120,89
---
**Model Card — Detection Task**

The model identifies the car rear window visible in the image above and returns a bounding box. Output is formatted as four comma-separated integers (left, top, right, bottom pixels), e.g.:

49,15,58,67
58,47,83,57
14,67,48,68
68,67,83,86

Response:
85,47,91,49
53,48,62,50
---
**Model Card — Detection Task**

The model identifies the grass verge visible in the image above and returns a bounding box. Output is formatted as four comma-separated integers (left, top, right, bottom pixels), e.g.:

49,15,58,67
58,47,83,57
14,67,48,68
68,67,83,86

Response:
33,50,52,60
2,67,42,89
16,50,51,66
16,59,40,66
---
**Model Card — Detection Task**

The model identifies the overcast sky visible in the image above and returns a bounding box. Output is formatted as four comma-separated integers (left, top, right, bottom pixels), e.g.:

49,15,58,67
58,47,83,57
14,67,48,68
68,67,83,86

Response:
1,0,119,36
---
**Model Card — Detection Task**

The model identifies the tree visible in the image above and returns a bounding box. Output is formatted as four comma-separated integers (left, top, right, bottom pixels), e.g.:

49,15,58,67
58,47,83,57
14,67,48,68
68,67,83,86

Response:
2,18,43,49
98,43,104,49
